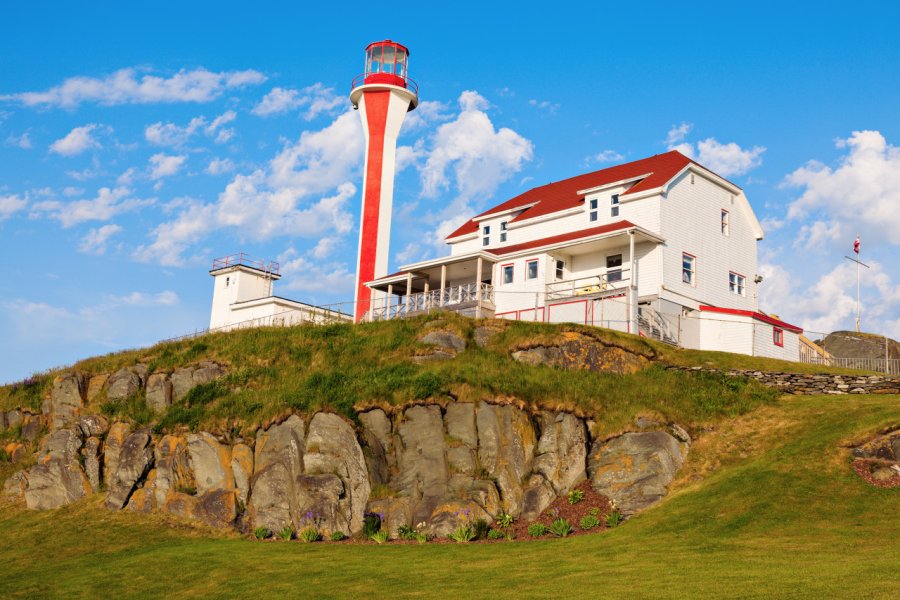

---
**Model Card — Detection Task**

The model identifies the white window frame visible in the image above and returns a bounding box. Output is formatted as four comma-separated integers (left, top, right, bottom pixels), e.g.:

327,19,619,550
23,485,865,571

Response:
611,194,620,218
501,263,514,285
500,221,508,243
682,253,696,286
555,259,565,280
588,198,598,222
525,258,538,280
729,271,745,296
721,209,730,237
482,224,490,246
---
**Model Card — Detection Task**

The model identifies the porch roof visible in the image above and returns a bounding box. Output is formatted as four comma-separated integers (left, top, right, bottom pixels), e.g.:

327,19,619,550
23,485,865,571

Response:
483,221,663,257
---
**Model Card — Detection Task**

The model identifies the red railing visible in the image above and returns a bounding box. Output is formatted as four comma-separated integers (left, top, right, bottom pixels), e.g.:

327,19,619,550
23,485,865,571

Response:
351,73,418,96
210,252,280,276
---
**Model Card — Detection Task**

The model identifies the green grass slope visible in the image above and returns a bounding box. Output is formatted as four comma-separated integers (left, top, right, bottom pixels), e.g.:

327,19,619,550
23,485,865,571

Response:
1,393,897,599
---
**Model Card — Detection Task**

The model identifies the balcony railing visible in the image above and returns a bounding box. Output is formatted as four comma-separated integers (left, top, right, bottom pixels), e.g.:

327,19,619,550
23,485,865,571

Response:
545,269,631,301
365,282,494,321
210,252,280,276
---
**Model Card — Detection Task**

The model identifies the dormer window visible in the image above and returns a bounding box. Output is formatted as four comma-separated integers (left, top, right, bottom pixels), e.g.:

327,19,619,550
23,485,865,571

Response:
589,198,598,222
611,194,620,217
500,221,508,243
482,225,490,246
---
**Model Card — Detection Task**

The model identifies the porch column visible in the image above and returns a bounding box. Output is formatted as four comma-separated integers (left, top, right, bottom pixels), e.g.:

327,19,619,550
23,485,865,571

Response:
405,273,413,314
424,279,430,311
475,256,483,318
628,231,637,333
387,284,393,320
440,264,447,307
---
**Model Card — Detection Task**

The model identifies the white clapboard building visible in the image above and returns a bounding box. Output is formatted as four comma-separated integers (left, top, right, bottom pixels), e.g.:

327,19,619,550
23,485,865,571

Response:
363,150,802,359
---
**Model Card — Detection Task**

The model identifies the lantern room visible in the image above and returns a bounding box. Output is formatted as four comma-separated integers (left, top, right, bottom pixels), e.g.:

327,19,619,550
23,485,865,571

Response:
351,39,418,102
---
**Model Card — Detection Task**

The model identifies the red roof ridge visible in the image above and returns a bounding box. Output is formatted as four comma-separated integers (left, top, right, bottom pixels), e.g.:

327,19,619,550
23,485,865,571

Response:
699,305,803,333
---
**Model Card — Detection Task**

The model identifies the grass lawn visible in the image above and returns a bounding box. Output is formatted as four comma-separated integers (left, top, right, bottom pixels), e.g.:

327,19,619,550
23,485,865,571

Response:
1,393,897,599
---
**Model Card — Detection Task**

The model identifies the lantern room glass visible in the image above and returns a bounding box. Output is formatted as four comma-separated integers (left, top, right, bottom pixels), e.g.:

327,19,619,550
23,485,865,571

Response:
364,43,408,78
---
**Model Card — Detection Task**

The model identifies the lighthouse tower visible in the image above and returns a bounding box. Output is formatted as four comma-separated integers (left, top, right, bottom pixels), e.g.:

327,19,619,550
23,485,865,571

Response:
350,40,418,322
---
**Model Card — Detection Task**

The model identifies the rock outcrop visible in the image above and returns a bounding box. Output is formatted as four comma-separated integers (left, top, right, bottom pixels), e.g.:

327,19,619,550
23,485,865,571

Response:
24,429,91,510
512,332,651,375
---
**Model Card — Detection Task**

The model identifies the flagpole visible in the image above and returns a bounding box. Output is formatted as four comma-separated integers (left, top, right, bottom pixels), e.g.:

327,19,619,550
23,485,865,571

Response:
856,252,860,333
846,234,867,334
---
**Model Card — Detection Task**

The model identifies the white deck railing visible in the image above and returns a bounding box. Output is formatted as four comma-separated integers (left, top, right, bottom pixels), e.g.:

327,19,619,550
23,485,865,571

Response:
366,282,494,321
545,270,631,301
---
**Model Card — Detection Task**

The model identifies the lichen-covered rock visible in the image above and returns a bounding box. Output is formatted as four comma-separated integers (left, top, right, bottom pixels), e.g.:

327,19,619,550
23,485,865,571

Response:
24,429,91,510
149,435,195,508
231,443,253,506
192,361,226,386
170,368,196,402
77,414,109,439
521,474,556,522
21,417,42,442
103,422,132,479
420,331,466,353
106,430,154,510
47,372,86,429
366,496,413,537
304,412,370,534
359,409,393,484
445,402,477,448
187,432,233,495
473,325,502,348
5,442,27,464
2,471,28,502
82,437,103,492
248,416,306,533
146,373,172,413
107,368,142,403
427,500,491,538
476,402,536,515
86,373,109,403
588,431,687,514
396,405,449,525
533,411,588,494
512,332,650,375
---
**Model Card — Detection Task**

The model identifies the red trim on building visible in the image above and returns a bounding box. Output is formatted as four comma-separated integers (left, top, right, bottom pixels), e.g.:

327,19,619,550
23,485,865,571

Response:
484,221,636,256
773,327,785,347
355,91,391,322
699,305,803,333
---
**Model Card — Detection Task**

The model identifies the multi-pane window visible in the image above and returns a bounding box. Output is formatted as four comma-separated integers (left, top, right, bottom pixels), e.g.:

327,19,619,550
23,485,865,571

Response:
589,199,598,222
773,327,784,347
611,194,620,217
502,264,514,285
682,253,696,286
500,221,508,243
721,209,730,236
729,272,746,296
526,259,538,280
555,259,565,280
482,225,490,246
606,254,623,283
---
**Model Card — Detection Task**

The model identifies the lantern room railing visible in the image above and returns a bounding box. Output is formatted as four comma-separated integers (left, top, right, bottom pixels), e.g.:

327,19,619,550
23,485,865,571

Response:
210,252,280,276
351,73,418,95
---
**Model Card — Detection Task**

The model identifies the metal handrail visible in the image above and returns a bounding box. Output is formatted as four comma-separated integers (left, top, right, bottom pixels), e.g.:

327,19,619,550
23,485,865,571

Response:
210,252,280,276
545,269,631,301
351,73,418,96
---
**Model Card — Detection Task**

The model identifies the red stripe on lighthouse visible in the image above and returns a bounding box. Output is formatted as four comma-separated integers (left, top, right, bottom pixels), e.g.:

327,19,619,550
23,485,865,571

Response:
355,90,391,321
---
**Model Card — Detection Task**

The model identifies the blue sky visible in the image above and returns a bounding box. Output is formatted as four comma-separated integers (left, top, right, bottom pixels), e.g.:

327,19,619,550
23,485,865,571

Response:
1,1,899,382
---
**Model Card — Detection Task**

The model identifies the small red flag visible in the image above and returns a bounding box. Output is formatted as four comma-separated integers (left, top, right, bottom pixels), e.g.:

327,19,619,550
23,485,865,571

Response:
853,235,860,254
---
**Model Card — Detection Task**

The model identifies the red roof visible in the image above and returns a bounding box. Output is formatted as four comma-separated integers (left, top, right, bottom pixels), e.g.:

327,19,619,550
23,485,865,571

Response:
447,150,728,240
699,305,803,333
484,221,636,256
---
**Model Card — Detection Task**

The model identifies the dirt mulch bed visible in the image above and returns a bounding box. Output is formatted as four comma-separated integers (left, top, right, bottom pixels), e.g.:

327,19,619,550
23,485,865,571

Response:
852,458,900,488
505,480,615,541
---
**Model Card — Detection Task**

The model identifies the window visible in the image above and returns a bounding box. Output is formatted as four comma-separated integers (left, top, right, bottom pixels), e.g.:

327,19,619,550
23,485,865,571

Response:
721,209,730,236
611,194,620,218
225,277,230,287
682,253,696,286
555,259,565,280
589,198,598,222
729,272,746,296
526,259,538,280
500,221,508,243
502,264,514,285
606,254,623,283
482,225,490,246
773,327,784,347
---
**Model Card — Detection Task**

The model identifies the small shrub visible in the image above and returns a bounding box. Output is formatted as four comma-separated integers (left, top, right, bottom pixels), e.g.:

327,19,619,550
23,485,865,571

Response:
487,528,506,540
414,532,429,544
298,526,321,543
473,518,490,540
278,526,295,541
549,518,572,537
369,529,390,544
397,524,417,540
528,523,548,538
605,510,623,528
253,527,271,540
330,531,346,542
579,514,601,530
363,512,383,538
567,489,585,505
495,512,514,529
175,484,197,496
588,507,601,517
369,484,398,500
448,509,476,543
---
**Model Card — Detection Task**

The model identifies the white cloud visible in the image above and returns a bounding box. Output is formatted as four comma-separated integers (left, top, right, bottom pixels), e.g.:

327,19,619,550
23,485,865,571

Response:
252,83,343,120
50,124,103,156
529,99,560,114
145,110,237,148
5,132,32,149
785,130,900,249
149,153,187,180
3,67,266,108
589,149,624,164
206,157,235,175
0,194,27,221
31,187,152,227
279,247,355,297
419,90,533,248
310,237,339,259
134,111,363,266
112,290,179,306
116,167,137,185
396,241,422,264
403,100,451,131
671,138,766,177
666,122,693,145
78,224,123,255
794,220,842,250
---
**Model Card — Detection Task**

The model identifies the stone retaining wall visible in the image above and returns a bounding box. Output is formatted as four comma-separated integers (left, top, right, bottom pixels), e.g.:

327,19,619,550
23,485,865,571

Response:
666,366,900,395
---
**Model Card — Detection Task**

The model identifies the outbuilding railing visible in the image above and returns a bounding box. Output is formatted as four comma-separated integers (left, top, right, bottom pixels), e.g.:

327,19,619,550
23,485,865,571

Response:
545,270,631,301
798,356,900,375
